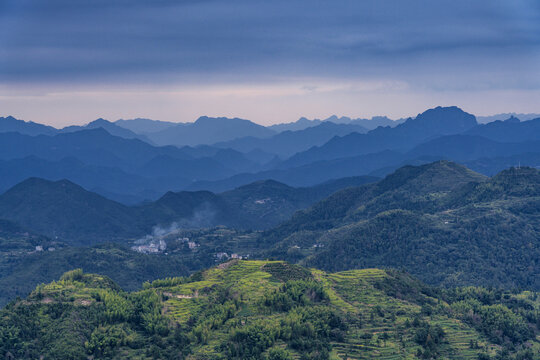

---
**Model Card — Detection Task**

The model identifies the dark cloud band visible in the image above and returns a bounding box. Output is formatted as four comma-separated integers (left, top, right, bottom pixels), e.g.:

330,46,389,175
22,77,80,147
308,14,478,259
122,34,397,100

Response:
0,0,539,89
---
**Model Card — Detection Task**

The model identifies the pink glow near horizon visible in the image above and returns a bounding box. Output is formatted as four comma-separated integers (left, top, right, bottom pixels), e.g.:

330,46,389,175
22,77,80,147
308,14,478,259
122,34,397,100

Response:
2,81,540,127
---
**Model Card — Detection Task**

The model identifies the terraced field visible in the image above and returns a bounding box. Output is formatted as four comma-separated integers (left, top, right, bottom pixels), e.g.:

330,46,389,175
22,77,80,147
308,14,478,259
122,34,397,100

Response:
146,261,536,359
1,260,538,359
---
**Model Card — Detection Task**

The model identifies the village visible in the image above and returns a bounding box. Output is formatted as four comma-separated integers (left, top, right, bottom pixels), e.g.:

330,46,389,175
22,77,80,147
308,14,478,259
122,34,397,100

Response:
130,226,251,261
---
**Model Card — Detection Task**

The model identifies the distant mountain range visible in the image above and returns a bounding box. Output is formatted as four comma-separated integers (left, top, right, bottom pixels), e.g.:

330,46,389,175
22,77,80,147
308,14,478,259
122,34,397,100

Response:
187,150,395,192
0,116,150,141
114,118,177,133
61,118,152,143
214,121,368,157
190,107,539,192
476,112,540,123
1,106,539,202
0,128,263,203
0,115,278,147
280,106,478,168
0,116,57,136
114,114,403,135
140,116,276,147
268,115,404,132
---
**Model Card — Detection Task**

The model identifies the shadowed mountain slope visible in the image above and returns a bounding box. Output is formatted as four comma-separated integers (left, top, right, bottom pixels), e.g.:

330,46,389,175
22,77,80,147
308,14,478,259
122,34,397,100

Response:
0,178,144,244
0,175,376,244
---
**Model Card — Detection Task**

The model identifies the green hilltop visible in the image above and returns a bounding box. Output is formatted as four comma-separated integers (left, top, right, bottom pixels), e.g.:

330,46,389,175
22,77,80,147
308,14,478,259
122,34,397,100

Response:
1,260,538,359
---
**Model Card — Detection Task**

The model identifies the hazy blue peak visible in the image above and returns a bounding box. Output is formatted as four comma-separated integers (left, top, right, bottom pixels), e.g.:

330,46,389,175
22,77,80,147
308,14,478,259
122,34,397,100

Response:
505,116,521,123
0,115,58,135
325,115,339,122
407,107,477,132
1,115,34,124
267,117,323,132
372,116,392,121
477,113,540,123
88,118,112,125
195,116,252,124
114,118,178,134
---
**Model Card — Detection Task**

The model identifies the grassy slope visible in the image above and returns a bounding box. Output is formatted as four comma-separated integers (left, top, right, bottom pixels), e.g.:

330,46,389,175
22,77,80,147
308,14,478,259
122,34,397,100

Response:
1,260,538,359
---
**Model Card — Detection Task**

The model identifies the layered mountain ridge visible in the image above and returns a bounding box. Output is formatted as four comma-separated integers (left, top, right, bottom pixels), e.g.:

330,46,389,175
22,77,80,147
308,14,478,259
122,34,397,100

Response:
0,175,376,244
2,106,539,202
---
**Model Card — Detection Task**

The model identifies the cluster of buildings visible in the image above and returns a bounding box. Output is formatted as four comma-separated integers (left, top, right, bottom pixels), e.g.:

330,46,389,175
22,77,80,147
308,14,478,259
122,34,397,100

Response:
178,237,199,250
131,235,203,255
215,252,243,260
131,239,167,254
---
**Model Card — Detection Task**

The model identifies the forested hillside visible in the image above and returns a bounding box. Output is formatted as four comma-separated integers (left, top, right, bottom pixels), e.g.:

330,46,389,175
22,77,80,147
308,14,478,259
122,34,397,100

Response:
262,162,540,289
1,261,538,359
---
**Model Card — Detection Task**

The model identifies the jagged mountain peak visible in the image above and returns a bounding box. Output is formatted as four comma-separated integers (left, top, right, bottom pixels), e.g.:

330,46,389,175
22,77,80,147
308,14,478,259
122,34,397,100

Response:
404,106,477,133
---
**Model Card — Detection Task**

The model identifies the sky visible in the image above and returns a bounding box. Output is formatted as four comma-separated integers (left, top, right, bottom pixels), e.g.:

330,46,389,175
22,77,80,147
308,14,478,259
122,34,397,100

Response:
0,0,539,127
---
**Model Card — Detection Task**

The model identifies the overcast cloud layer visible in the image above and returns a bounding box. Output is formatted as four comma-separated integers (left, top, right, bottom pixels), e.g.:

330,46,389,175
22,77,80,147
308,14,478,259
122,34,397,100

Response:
1,0,539,125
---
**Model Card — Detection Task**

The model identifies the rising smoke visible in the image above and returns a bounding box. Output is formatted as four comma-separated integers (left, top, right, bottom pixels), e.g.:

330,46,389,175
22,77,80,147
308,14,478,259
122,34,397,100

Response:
132,202,218,253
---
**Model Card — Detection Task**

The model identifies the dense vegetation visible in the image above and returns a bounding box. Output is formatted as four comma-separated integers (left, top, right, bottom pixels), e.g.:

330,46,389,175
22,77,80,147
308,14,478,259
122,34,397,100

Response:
262,162,540,289
0,261,538,359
